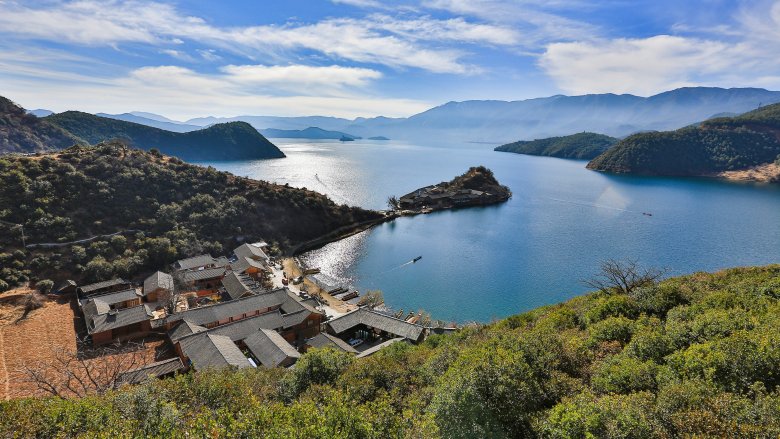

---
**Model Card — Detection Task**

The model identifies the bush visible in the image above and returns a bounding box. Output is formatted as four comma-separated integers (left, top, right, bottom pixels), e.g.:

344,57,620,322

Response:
588,316,635,346
35,279,54,294
592,355,658,394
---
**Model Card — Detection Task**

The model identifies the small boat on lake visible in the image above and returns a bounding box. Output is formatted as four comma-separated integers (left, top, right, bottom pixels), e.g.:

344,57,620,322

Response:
643,212,653,216
413,256,422,263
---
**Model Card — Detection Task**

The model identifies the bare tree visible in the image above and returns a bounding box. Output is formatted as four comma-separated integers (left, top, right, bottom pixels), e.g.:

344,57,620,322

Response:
167,270,188,314
17,337,150,398
582,259,666,295
357,290,384,308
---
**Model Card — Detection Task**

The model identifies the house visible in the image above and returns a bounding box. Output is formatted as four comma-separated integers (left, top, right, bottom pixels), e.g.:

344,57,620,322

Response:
356,338,407,358
233,243,270,265
173,254,228,272
221,271,264,301
178,333,252,370
77,278,132,298
230,257,267,279
116,358,185,386
180,267,226,296
243,329,300,368
326,308,426,344
143,271,174,303
305,332,359,354
86,304,154,345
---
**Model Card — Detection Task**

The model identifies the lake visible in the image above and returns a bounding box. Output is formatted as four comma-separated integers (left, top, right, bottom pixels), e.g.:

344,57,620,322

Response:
201,139,780,322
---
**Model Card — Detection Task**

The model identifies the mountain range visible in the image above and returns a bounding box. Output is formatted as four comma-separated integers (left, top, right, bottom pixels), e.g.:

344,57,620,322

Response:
119,87,780,144
260,126,360,140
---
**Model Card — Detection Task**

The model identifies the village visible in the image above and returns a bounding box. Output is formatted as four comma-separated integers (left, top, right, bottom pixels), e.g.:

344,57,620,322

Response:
50,241,456,386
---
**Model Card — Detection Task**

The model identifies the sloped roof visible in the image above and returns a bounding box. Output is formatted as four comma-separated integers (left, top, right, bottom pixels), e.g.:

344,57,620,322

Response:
356,338,406,358
164,288,290,327
143,271,174,295
174,255,229,271
221,271,263,300
78,278,129,295
89,305,151,334
306,333,358,354
116,357,185,385
244,328,300,368
81,288,139,306
167,320,207,343
234,243,269,262
81,298,110,323
327,308,425,341
179,334,251,370
180,267,226,283
231,257,266,274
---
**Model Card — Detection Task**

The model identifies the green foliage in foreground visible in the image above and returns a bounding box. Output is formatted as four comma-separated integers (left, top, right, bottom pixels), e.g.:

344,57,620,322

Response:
495,132,618,160
2,265,780,438
588,102,780,176
0,144,381,286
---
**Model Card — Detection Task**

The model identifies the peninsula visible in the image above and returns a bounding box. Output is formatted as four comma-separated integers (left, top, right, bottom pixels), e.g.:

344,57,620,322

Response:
394,166,511,212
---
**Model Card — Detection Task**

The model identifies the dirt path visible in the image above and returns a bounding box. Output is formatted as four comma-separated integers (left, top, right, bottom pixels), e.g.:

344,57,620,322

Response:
282,258,355,314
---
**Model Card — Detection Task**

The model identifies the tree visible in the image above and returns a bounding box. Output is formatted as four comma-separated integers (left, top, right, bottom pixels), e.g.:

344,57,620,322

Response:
386,196,399,210
17,337,152,398
35,279,54,294
357,290,384,308
583,259,666,295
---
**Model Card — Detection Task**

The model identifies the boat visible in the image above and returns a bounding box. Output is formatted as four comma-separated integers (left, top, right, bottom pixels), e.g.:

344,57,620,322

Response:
643,212,653,216
413,256,422,263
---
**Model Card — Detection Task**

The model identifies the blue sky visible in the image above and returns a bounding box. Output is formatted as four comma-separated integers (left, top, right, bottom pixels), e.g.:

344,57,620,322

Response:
1,0,779,119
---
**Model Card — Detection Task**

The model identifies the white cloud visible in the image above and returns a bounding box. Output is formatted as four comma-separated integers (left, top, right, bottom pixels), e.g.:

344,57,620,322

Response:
0,0,519,74
539,35,774,96
0,57,428,118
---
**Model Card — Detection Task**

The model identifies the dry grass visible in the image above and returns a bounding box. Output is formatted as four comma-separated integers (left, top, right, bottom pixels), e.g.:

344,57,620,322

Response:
718,162,780,183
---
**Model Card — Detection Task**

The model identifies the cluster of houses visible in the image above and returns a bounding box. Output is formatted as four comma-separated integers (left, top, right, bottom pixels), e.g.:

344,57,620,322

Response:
398,185,492,210
69,242,436,384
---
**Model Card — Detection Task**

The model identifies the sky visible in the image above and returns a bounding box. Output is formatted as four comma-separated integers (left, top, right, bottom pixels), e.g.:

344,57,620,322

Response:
1,0,779,120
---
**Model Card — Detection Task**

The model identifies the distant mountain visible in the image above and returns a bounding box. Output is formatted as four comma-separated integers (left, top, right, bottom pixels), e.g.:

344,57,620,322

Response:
28,109,54,118
368,136,390,140
97,112,202,133
261,126,359,140
0,97,83,154
495,132,618,160
179,88,780,144
45,111,284,161
128,111,183,123
587,103,780,178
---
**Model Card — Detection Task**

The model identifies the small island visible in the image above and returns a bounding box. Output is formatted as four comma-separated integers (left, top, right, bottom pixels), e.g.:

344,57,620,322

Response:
391,166,511,213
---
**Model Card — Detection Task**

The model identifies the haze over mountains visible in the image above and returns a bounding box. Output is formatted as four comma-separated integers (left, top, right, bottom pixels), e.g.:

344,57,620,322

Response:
94,87,780,144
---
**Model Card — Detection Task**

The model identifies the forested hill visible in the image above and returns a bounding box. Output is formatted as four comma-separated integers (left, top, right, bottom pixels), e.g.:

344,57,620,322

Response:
495,132,618,160
0,96,83,154
45,111,285,161
2,264,779,437
587,103,780,177
0,144,381,288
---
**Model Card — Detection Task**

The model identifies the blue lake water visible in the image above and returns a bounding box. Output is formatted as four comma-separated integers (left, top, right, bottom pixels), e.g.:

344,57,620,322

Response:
201,139,780,322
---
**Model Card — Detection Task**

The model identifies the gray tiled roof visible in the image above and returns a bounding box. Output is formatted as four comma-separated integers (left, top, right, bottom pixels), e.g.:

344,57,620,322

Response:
244,328,300,368
221,271,263,300
356,338,406,358
116,357,185,385
81,298,110,323
78,278,129,295
180,267,226,283
174,255,229,271
327,308,425,341
179,334,251,370
234,243,269,262
89,305,151,334
80,288,139,307
306,333,358,354
164,288,290,327
143,271,174,295
168,320,207,343
231,257,266,274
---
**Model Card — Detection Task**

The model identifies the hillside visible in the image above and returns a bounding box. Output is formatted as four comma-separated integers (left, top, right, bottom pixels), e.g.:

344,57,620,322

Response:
495,132,618,160
261,126,360,140
0,97,83,154
2,264,779,437
45,111,285,161
587,103,780,179
0,144,381,290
